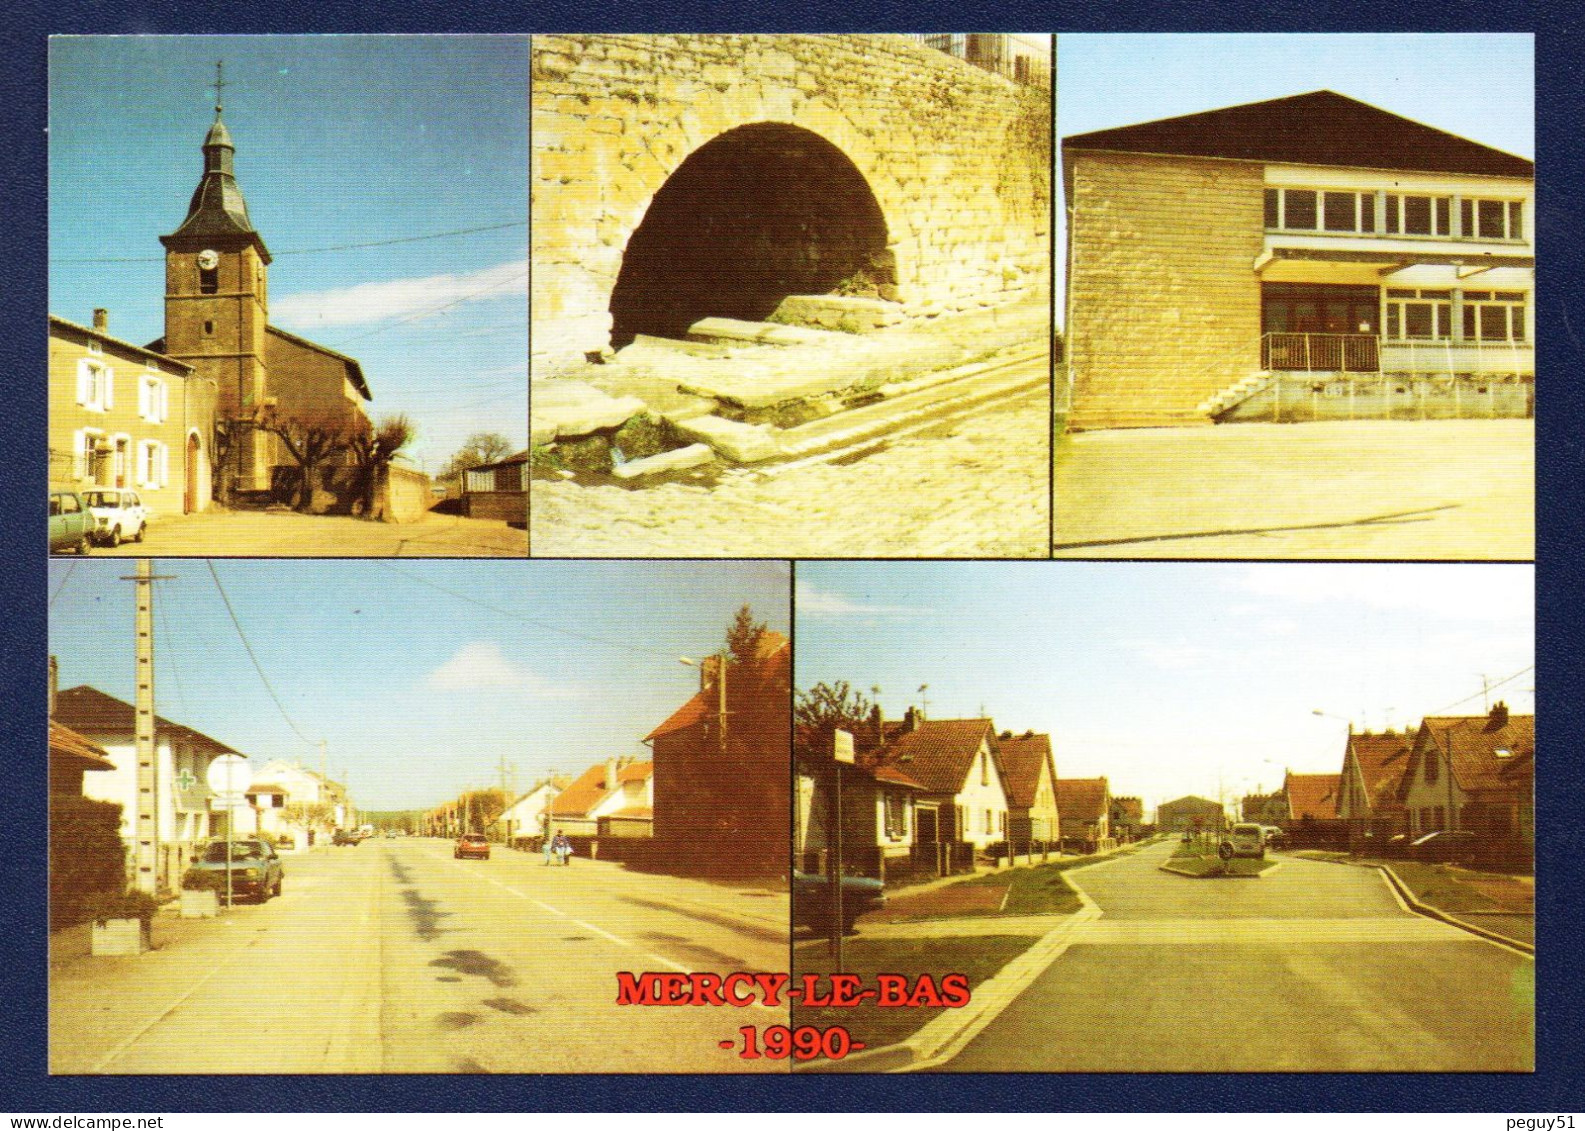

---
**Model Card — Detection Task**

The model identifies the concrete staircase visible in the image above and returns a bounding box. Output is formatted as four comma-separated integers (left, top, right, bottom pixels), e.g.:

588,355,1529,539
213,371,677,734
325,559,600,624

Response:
1195,373,1275,421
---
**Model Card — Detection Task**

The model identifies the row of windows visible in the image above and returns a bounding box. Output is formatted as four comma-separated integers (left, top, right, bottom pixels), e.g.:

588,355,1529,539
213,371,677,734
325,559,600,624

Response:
72,430,170,489
75,359,172,423
1264,187,1525,241
1384,289,1527,344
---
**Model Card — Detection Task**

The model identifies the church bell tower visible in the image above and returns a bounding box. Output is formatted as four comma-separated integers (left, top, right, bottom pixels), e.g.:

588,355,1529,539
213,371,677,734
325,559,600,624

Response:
159,62,273,491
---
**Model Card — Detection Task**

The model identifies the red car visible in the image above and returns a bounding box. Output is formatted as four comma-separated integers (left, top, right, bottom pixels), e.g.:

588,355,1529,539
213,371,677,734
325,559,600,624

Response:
454,834,490,860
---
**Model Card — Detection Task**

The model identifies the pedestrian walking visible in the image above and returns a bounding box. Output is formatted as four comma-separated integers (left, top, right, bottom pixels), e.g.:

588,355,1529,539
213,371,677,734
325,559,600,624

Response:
554,831,572,866
542,828,556,866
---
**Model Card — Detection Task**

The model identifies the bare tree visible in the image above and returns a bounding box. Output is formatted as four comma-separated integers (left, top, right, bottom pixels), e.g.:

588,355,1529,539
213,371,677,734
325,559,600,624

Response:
254,408,355,512
347,414,415,519
442,432,515,479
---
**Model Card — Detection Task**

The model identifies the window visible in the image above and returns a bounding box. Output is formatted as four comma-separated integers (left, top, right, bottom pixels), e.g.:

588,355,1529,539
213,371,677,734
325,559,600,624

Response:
1460,197,1525,241
75,358,113,411
1461,291,1527,343
72,429,105,479
137,440,169,489
139,373,169,424
980,750,989,786
984,808,993,836
883,792,907,840
1385,194,1453,237
1265,188,1375,234
1385,289,1453,341
1424,750,1439,784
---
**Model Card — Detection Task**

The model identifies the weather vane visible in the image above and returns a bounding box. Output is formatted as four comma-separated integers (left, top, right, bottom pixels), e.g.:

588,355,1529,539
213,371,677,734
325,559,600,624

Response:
212,59,226,116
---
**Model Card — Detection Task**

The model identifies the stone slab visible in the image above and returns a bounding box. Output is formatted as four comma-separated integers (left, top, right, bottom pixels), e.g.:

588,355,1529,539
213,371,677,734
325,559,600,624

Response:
610,443,715,480
531,381,646,442
685,317,836,348
670,414,780,463
678,334,968,409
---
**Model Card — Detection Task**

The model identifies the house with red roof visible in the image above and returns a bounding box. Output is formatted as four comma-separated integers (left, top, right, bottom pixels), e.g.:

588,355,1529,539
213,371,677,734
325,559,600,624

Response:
998,731,1060,848
1399,703,1534,856
864,711,1011,853
1109,795,1145,843
546,758,653,839
1054,777,1111,853
1335,729,1413,847
795,729,930,882
1063,90,1533,430
1283,770,1344,847
644,630,791,876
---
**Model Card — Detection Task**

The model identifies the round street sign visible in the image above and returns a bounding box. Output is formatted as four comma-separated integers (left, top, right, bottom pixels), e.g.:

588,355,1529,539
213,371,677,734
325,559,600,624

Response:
206,753,253,797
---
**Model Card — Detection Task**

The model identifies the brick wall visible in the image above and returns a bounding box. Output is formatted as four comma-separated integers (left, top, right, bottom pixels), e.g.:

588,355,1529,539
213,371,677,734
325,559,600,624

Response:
1067,151,1265,430
533,34,1050,375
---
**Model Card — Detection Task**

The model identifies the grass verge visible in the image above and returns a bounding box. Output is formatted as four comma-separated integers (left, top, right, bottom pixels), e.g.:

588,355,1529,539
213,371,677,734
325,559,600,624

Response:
790,935,1035,1051
953,863,1084,915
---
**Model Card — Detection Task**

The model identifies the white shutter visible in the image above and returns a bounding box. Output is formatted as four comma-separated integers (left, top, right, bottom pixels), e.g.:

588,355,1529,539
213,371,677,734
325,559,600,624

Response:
138,377,150,420
160,381,170,424
159,443,169,487
103,367,114,409
76,361,91,406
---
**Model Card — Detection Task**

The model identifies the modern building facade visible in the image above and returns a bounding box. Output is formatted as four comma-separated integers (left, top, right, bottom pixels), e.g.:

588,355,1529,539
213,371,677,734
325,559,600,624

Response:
1063,90,1534,429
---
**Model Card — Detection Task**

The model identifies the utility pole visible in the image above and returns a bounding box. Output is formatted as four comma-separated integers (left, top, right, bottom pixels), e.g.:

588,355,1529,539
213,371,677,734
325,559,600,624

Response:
123,560,173,894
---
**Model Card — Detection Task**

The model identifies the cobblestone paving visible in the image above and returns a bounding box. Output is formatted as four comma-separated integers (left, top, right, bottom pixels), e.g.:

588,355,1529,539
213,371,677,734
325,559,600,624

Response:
531,392,1050,558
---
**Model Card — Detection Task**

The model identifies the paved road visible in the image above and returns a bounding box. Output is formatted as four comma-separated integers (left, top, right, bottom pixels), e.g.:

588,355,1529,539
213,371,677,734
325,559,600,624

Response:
1054,419,1533,560
79,509,528,558
943,841,1533,1071
51,839,788,1074
530,387,1050,558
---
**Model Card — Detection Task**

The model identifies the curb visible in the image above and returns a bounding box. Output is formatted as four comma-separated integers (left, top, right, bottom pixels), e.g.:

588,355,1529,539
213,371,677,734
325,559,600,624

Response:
1157,859,1281,879
798,903,1101,1073
1307,855,1534,956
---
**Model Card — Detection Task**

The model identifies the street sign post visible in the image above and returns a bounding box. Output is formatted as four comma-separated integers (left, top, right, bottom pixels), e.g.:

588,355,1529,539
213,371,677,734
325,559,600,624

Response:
206,755,252,907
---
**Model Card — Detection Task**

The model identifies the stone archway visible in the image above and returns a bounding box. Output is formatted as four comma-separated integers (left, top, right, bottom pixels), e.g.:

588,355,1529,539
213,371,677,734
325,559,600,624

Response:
607,122,893,349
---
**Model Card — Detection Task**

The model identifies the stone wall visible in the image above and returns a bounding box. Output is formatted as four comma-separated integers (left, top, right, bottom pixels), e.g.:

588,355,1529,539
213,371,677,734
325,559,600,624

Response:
1066,150,1265,430
533,34,1050,377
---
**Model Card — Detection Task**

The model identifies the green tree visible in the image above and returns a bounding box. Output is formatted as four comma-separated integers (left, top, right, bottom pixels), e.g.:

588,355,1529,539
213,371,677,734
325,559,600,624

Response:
725,604,767,664
794,681,876,760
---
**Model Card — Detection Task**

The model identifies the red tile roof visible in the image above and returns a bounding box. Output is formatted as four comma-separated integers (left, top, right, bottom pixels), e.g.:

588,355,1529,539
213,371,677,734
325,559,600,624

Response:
1418,711,1535,795
548,761,651,818
1286,773,1342,821
53,685,242,757
1054,777,1108,822
645,692,711,742
49,720,115,772
644,633,790,743
1347,731,1412,813
997,734,1053,809
874,718,995,796
869,762,927,790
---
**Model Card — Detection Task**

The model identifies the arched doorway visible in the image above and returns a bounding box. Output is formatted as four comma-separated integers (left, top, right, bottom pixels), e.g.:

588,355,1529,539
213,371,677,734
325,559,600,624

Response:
608,123,893,350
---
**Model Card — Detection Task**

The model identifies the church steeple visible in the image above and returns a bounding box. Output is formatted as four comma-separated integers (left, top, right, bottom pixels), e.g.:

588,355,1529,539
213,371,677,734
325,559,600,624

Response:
161,61,270,260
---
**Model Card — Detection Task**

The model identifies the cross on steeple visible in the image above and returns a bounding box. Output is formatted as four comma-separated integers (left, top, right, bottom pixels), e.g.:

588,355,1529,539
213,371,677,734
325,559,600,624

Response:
212,59,226,117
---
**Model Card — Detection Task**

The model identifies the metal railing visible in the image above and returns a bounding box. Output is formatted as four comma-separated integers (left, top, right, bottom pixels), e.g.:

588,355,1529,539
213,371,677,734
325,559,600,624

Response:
1261,332,1534,377
910,34,1052,90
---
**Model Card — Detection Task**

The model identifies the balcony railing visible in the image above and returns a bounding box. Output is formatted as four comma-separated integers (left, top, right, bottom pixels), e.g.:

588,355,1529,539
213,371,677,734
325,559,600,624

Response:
1262,333,1533,376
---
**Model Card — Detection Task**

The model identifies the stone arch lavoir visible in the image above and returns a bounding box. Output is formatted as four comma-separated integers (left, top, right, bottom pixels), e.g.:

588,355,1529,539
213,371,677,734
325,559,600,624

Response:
607,123,892,349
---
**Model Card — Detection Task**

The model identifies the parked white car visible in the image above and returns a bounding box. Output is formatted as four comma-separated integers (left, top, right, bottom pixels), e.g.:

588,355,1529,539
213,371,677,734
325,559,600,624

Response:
81,487,149,547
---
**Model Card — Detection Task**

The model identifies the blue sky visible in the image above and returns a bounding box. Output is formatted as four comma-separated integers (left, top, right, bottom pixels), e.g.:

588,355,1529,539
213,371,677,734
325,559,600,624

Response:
1056,33,1535,325
49,35,528,472
49,559,790,811
796,563,1534,814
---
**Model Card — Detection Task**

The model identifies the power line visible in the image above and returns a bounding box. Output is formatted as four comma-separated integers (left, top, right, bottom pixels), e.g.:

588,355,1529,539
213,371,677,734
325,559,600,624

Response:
48,562,77,608
205,560,317,748
51,219,527,265
373,563,684,660
1428,665,1534,714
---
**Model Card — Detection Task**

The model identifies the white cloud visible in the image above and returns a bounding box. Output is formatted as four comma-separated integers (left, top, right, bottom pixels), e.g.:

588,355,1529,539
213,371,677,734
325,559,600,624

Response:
427,642,582,698
796,582,930,619
1128,641,1218,670
1230,564,1533,625
270,259,528,330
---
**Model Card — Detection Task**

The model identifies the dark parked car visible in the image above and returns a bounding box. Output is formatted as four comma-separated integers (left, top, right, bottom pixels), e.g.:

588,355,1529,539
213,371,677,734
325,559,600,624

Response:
455,834,490,860
49,489,91,555
792,871,886,935
188,838,284,902
332,828,361,846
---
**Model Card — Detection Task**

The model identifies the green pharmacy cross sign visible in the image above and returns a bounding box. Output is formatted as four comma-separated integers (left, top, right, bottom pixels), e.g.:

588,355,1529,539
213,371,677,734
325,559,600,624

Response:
176,768,198,793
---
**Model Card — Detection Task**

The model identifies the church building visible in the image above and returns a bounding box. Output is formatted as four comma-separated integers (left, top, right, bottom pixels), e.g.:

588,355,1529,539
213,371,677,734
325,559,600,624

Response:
147,86,373,495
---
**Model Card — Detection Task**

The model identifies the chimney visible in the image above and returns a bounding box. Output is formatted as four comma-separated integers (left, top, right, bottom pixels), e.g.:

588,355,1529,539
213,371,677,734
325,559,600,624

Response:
92,308,108,332
869,704,884,749
904,706,920,733
1488,701,1509,730
605,757,618,792
48,655,57,718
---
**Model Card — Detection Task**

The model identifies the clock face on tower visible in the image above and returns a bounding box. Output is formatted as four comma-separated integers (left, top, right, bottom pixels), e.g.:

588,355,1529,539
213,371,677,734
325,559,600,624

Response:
197,249,220,270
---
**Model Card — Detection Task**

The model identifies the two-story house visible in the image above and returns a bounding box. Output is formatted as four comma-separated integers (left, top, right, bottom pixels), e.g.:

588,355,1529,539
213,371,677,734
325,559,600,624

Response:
869,712,1010,853
1054,776,1110,853
1335,728,1413,847
547,758,653,839
1063,90,1534,429
998,731,1060,849
1398,703,1534,854
49,312,216,517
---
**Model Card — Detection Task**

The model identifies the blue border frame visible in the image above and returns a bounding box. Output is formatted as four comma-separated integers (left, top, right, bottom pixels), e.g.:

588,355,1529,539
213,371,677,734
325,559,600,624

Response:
5,1,1581,1113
